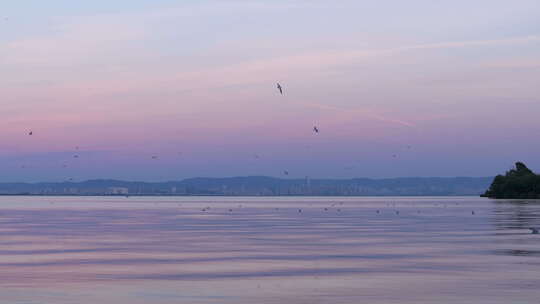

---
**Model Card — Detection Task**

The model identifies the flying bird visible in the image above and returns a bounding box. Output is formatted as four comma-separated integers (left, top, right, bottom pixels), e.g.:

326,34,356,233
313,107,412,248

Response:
284,170,289,175
313,126,319,133
277,83,283,95
151,156,158,160
28,131,33,136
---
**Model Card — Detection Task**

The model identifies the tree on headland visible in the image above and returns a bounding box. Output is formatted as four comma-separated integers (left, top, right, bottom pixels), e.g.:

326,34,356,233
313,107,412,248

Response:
482,162,540,199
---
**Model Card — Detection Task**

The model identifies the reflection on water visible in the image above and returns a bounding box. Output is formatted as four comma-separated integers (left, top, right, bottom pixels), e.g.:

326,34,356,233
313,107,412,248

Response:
0,196,539,303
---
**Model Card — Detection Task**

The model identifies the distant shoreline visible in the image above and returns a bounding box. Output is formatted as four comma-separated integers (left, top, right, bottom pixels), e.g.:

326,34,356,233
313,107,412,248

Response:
0,194,486,197
0,176,492,197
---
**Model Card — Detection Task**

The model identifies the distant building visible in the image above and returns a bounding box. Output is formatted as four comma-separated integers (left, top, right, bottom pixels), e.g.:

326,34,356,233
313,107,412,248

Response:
107,187,129,195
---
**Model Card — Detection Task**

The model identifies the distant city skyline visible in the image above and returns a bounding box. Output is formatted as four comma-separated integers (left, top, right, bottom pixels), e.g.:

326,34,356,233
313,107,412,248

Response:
1,1,539,181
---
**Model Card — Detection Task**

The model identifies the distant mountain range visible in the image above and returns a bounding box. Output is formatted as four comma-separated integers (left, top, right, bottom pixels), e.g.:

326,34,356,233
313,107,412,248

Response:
0,176,493,196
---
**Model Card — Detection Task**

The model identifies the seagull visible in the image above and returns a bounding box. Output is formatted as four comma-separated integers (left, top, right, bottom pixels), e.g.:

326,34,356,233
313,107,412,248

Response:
313,126,319,133
277,83,283,95
529,228,539,234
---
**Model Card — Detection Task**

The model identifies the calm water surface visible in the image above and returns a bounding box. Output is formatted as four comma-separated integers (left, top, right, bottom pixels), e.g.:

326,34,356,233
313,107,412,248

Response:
0,196,539,304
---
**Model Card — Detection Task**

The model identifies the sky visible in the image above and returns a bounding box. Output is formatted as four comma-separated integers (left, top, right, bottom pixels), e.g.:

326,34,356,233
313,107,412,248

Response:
0,0,539,182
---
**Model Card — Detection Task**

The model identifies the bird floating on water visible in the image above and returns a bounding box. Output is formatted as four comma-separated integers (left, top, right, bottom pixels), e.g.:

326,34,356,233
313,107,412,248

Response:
530,228,539,234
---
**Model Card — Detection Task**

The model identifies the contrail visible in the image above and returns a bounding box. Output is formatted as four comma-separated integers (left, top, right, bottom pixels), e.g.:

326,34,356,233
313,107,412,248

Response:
299,102,415,127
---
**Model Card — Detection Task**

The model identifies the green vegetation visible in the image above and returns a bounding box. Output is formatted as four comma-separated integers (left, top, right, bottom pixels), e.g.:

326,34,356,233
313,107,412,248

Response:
482,162,540,199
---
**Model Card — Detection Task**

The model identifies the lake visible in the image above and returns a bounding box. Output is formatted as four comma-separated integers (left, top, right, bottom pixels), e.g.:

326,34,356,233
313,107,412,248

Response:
0,196,539,303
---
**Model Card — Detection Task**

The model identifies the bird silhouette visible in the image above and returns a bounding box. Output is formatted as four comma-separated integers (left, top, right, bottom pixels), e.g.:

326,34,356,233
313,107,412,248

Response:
277,83,283,95
529,228,539,234
28,131,33,136
284,170,289,175
313,126,319,133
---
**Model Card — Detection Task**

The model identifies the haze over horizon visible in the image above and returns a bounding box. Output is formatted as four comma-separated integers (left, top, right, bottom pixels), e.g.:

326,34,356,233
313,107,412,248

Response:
1,1,539,182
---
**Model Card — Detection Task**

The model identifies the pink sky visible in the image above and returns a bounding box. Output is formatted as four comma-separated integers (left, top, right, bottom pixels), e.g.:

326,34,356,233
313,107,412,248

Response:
1,1,539,181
